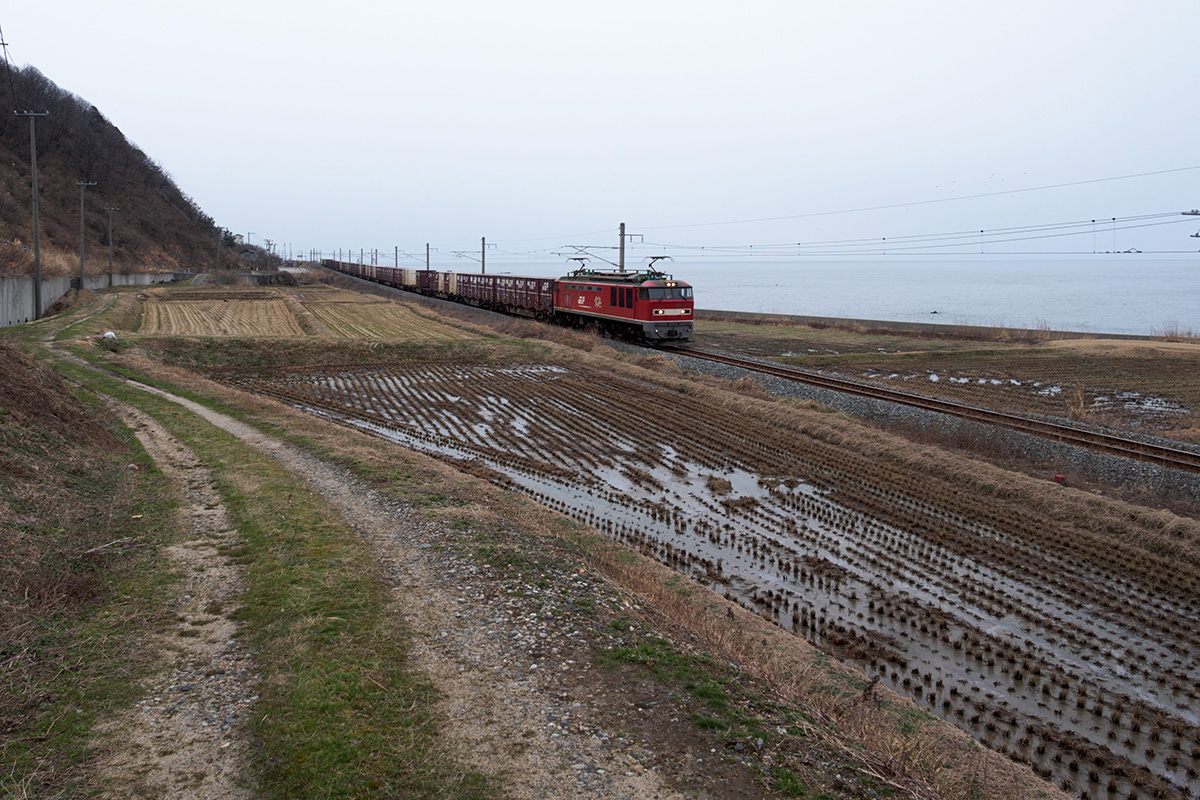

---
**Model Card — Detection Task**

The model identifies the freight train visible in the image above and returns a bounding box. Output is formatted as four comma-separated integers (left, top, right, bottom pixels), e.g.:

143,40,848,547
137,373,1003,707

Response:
321,259,694,343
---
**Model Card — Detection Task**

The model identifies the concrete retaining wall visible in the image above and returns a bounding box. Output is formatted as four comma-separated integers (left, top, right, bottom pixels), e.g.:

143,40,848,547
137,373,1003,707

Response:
1,275,72,327
1,272,189,328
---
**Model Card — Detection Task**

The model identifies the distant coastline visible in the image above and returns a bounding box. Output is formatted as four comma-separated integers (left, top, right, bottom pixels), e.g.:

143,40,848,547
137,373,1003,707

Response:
695,308,1167,342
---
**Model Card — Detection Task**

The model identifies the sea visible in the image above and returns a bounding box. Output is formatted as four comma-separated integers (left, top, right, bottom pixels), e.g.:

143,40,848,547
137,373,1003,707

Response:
474,256,1200,337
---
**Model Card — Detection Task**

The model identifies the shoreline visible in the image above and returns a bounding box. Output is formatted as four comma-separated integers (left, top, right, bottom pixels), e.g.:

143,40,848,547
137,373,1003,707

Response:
698,307,1177,342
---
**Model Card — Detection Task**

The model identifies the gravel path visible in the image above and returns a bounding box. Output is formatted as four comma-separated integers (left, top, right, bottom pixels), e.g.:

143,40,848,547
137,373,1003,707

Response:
92,401,259,799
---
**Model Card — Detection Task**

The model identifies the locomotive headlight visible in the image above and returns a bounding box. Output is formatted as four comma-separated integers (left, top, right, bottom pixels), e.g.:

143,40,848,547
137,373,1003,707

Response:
665,281,676,287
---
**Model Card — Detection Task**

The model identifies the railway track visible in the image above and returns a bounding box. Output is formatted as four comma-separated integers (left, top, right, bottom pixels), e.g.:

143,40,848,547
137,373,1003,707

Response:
677,347,1200,475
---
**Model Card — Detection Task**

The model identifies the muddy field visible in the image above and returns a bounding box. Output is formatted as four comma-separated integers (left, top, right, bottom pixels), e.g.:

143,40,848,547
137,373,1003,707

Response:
213,351,1200,800
772,339,1199,445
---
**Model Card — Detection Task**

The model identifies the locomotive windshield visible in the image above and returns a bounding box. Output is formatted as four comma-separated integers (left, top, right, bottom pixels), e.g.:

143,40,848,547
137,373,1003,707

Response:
642,287,693,300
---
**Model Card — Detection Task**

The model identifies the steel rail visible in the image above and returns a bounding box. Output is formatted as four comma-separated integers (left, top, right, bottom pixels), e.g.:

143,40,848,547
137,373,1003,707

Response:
678,347,1200,475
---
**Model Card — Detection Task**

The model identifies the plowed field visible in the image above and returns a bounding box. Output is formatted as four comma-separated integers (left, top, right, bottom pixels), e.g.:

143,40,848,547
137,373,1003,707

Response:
305,300,472,340
135,286,475,341
140,298,306,337
218,353,1200,800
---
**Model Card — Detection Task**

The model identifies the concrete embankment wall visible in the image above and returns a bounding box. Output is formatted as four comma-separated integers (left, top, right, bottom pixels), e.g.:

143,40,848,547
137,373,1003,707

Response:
1,272,189,328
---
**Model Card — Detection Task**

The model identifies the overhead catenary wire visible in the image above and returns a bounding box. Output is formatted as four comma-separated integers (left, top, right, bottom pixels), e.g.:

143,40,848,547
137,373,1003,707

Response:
641,213,1197,257
635,166,1200,232
343,167,1199,260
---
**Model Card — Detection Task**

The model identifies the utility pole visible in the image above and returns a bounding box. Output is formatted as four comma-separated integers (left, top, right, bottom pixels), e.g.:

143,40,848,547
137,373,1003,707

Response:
105,206,119,288
426,243,430,270
618,222,626,273
395,245,398,269
482,237,486,275
77,181,97,290
216,229,222,277
264,238,274,274
16,110,48,319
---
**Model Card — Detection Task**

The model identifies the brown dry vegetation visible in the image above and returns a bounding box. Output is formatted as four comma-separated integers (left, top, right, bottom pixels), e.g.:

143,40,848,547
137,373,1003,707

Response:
0,341,129,601
697,311,1062,349
100,299,1199,799
1,66,247,275
789,342,1200,442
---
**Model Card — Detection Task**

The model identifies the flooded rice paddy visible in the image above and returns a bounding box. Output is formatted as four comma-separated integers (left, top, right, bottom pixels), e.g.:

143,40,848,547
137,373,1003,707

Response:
220,359,1200,799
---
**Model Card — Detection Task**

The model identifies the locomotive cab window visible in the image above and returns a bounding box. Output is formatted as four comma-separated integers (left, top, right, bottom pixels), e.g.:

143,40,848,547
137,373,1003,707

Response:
645,287,692,300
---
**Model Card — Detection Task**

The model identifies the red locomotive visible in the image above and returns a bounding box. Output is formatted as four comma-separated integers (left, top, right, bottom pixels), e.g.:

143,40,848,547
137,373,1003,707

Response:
322,260,694,343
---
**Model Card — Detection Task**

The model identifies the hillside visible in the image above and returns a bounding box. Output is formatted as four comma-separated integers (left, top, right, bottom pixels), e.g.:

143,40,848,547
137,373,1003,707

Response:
0,64,247,275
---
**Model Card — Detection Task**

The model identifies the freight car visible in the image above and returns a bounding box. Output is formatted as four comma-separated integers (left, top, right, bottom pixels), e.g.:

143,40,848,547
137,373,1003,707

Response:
321,260,694,343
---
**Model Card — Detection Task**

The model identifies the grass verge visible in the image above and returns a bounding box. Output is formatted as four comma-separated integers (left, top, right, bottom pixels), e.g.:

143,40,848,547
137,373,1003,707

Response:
182,414,490,799
0,341,178,798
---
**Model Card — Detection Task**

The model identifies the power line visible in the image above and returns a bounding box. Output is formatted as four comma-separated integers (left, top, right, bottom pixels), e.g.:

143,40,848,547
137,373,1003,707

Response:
641,213,1198,256
636,166,1200,232
648,213,1177,253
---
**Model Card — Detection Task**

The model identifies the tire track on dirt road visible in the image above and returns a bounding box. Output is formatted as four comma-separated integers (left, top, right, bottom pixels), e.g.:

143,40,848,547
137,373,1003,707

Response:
92,400,259,800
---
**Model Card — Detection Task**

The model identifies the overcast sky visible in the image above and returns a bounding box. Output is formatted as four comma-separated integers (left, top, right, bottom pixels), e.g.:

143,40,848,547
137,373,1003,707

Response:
5,1,1199,263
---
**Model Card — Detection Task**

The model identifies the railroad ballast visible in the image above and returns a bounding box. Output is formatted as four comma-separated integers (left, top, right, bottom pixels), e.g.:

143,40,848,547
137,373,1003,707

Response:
321,260,694,343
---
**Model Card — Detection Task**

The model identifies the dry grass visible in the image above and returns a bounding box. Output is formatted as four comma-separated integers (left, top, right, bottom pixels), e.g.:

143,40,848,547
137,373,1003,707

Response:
0,339,179,798
1152,321,1199,341
699,310,1063,346
0,241,78,278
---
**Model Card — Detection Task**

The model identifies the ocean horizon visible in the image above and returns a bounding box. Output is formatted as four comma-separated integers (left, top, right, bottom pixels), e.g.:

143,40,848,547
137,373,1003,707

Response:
454,255,1200,337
